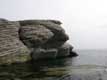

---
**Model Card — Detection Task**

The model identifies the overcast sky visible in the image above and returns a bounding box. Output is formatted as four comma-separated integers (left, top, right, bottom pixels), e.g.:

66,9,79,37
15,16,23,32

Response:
0,0,107,49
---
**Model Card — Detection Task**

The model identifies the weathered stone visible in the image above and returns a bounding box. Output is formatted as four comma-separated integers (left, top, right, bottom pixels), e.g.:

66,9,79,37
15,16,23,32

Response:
42,34,69,48
19,20,62,26
19,25,54,48
18,20,76,59
69,45,78,57
69,51,78,57
31,48,57,60
0,19,31,64
0,18,77,64
0,18,9,24
19,20,69,48
0,20,20,38
0,34,31,64
57,43,73,57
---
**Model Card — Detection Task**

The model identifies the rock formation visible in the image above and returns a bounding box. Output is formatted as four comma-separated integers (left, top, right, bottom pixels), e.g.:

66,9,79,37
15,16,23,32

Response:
0,19,31,64
0,18,78,64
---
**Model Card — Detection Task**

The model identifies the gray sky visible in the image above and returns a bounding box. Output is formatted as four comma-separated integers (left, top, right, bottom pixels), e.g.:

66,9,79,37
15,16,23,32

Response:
0,0,107,49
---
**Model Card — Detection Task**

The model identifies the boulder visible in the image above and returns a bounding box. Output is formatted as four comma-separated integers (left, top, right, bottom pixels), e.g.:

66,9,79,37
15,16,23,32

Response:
19,25,54,48
42,33,69,48
0,34,31,64
0,19,31,64
69,51,78,57
57,43,73,57
19,20,69,48
18,20,77,59
31,48,57,60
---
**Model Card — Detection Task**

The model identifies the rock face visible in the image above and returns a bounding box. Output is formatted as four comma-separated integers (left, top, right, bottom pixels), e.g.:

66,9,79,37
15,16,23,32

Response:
19,20,69,48
0,18,77,64
0,34,31,64
0,19,31,64
57,43,73,57
19,25,54,48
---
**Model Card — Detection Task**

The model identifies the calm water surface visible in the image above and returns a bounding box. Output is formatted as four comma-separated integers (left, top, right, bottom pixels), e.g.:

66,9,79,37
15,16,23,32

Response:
0,50,107,80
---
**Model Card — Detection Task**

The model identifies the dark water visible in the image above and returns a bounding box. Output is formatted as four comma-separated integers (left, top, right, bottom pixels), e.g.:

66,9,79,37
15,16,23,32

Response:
0,50,107,80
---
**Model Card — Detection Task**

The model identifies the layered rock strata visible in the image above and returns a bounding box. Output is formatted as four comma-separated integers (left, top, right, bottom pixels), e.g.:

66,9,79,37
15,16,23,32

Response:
0,18,77,64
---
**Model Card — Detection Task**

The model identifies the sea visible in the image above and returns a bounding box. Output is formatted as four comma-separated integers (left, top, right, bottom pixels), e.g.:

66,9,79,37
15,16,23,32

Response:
0,50,107,80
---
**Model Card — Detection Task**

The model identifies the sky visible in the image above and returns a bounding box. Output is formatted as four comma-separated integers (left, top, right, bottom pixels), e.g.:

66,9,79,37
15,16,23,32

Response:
0,0,107,49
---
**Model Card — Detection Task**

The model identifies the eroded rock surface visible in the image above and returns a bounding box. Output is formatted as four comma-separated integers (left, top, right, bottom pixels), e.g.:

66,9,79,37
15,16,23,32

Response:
32,48,57,60
0,18,77,64
19,25,54,48
0,19,31,64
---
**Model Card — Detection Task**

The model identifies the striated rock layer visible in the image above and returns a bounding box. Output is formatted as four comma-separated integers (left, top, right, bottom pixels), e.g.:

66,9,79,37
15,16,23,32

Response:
0,18,77,64
0,19,31,64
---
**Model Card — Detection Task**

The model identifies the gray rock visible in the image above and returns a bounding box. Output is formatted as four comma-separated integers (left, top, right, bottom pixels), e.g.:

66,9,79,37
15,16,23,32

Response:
0,18,77,64
0,20,20,38
69,51,78,57
0,18,9,24
19,25,54,48
42,28,69,48
0,34,31,64
57,43,73,57
19,20,62,26
19,20,69,48
0,20,31,64
19,20,76,59
31,48,57,60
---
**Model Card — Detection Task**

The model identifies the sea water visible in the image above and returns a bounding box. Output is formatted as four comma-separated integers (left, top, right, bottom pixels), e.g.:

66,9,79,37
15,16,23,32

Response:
0,50,107,80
